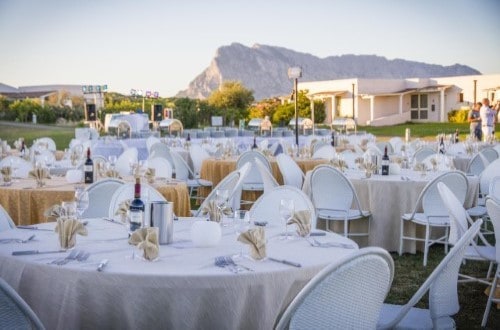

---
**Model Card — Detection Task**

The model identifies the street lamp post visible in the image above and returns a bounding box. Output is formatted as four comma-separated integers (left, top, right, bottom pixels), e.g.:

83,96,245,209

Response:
288,66,302,148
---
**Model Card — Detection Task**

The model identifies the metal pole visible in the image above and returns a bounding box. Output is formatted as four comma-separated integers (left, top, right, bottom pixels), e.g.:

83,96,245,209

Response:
294,78,299,147
473,79,477,105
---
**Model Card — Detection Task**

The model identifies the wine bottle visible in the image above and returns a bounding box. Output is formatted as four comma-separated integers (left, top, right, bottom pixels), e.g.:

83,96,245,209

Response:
20,140,25,156
129,177,145,233
252,136,258,149
454,129,459,143
439,136,445,154
381,146,389,175
84,147,94,184
331,132,336,147
186,133,191,142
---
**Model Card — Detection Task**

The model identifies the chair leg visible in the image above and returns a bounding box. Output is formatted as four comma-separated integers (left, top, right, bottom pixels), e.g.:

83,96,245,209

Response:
344,217,348,237
423,224,430,267
482,266,500,327
399,218,404,256
444,226,449,254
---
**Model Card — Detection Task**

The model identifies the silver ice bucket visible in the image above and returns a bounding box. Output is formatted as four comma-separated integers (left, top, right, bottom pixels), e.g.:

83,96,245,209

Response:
149,201,173,245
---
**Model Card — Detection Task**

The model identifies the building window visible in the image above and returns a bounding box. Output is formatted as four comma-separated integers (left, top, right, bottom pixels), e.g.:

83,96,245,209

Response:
410,94,428,120
459,93,464,103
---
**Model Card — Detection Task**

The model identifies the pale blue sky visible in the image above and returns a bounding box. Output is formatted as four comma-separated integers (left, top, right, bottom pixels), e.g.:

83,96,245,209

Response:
1,0,499,97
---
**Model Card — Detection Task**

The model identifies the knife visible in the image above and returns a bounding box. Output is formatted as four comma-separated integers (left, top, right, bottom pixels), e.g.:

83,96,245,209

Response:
97,259,108,272
12,249,66,256
102,218,124,225
17,226,54,232
268,257,302,268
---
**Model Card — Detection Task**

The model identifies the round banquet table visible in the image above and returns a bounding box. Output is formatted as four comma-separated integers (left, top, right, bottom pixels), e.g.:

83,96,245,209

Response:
0,218,358,330
0,177,191,225
302,168,479,253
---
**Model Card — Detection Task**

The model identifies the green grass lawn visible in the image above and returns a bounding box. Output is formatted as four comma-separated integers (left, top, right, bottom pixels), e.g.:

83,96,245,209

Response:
1,120,499,328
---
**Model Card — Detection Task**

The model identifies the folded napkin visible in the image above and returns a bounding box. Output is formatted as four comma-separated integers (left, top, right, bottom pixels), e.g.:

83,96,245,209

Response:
391,156,403,165
429,157,438,170
330,158,348,172
1,166,12,182
129,227,159,261
359,161,377,172
200,200,232,223
465,144,474,155
287,210,312,237
70,151,80,166
55,216,88,249
115,199,131,222
413,162,427,172
44,204,65,220
360,139,369,148
237,227,266,260
144,168,155,184
105,169,122,179
96,162,106,177
28,167,51,187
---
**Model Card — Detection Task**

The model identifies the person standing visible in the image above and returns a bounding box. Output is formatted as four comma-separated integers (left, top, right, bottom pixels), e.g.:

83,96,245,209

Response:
480,98,495,142
468,102,482,141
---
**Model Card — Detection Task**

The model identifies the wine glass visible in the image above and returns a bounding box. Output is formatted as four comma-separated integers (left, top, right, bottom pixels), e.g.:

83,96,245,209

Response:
215,189,229,224
74,187,89,221
233,210,251,259
279,199,294,240
108,155,117,169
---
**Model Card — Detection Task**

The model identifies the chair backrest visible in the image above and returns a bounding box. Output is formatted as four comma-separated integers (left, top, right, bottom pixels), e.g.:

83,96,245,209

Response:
379,220,482,329
437,182,472,245
466,152,488,176
376,142,393,155
34,137,57,152
230,162,252,211
413,147,435,163
0,204,15,231
146,136,161,153
275,247,394,330
310,165,362,216
488,175,500,203
254,158,279,193
0,156,33,179
389,137,403,154
189,144,210,177
249,186,316,228
194,170,240,217
0,277,45,330
82,178,124,218
480,147,498,164
34,150,56,167
236,150,270,185
108,182,166,218
144,157,173,179
114,147,138,177
479,158,500,197
416,171,468,220
340,150,363,170
312,145,336,160
311,140,329,154
485,198,500,263
276,153,304,189
170,150,194,181
148,142,175,169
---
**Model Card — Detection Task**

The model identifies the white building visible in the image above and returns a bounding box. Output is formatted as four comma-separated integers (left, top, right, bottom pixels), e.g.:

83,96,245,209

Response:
300,74,500,126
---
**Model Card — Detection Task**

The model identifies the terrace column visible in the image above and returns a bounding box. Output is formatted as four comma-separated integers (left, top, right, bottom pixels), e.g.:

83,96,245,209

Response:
440,89,446,122
399,95,403,115
370,96,375,122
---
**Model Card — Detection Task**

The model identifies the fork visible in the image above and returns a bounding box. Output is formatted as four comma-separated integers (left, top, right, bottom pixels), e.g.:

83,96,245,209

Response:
214,256,238,273
77,251,91,262
51,249,79,265
224,256,253,272
0,234,36,244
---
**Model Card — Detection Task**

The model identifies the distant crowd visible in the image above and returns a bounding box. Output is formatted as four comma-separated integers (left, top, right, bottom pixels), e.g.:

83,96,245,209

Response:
468,98,500,142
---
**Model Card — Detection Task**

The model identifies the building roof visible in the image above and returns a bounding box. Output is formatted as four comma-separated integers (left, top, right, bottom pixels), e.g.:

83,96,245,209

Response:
362,84,453,97
0,91,57,99
308,90,348,98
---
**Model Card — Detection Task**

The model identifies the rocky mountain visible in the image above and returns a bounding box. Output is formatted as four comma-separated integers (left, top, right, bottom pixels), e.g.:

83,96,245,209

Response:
176,43,480,100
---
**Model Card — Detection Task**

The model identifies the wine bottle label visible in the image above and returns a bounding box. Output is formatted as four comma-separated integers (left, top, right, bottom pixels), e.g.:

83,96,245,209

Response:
129,210,143,226
84,165,93,172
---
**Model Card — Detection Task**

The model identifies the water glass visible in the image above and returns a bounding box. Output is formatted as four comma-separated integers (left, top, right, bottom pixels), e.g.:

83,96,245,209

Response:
234,210,251,259
279,199,294,240
75,188,89,221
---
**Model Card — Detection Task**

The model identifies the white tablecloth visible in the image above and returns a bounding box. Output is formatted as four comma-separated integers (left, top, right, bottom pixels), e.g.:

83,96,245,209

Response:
0,218,358,329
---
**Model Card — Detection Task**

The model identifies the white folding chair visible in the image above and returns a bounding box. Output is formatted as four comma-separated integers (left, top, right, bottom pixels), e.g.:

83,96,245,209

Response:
310,165,371,239
276,247,394,330
249,186,316,228
488,175,500,203
0,156,33,179
82,178,124,219
378,220,482,330
276,153,304,189
0,204,16,231
146,136,161,153
144,157,173,179
312,145,336,160
189,144,211,178
148,142,175,169
480,147,499,164
193,170,240,217
399,171,468,266
466,152,489,176
114,147,138,177
170,150,212,199
437,182,495,285
254,158,279,193
236,150,271,204
413,147,435,164
482,197,500,327
0,277,46,330
108,182,166,219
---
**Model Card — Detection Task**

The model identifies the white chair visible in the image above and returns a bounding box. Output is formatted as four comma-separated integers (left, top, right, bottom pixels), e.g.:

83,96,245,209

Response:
229,162,253,211
466,152,489,176
146,136,161,153
170,150,212,199
189,144,210,178
144,157,173,179
108,182,166,219
480,147,499,164
466,158,500,220
377,220,482,330
193,170,240,217
114,147,138,177
389,137,403,154
413,147,435,164
236,150,271,194
340,150,363,170
249,186,316,228
34,150,56,167
82,178,124,218
254,158,279,193
276,247,393,330
399,171,468,266
0,156,33,179
376,142,393,155
482,197,500,327
0,277,46,330
312,145,336,160
34,137,56,152
488,175,500,203
437,182,495,285
310,165,371,239
149,142,175,169
311,140,329,155
276,153,304,189
0,204,15,231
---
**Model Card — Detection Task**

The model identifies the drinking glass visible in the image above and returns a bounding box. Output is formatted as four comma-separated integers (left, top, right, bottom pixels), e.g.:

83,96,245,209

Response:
279,199,294,240
215,189,229,224
233,210,251,259
108,155,117,169
75,188,89,221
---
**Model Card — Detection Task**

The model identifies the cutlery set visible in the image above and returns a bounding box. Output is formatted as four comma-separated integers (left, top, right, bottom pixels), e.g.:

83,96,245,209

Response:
214,256,253,273
49,250,91,265
307,238,356,249
0,234,36,244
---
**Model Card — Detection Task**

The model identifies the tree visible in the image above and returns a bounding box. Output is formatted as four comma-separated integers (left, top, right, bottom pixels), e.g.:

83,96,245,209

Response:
207,81,254,126
248,98,281,121
173,98,198,129
9,99,42,122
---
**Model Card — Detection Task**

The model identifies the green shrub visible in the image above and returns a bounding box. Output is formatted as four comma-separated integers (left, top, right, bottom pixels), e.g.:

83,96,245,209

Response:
448,109,468,123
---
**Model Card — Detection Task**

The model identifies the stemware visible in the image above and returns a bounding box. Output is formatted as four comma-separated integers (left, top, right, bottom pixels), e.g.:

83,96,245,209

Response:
279,199,295,240
215,189,229,224
108,155,117,169
233,210,251,259
75,189,89,221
